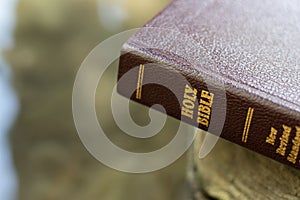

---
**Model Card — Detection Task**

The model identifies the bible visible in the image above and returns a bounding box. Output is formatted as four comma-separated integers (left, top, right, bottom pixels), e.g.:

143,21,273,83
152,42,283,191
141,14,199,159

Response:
117,0,300,169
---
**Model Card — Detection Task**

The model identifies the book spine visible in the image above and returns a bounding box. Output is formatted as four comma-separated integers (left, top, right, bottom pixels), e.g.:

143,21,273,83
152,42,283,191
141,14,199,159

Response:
117,51,300,170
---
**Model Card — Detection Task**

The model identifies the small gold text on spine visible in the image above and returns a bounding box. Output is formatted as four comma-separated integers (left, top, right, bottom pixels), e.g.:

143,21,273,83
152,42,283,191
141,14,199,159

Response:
266,127,278,145
181,84,197,119
287,126,300,164
276,125,292,156
197,90,214,127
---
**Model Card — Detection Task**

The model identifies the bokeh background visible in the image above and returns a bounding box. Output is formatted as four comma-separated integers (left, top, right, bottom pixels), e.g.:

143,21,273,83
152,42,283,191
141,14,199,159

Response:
0,0,194,199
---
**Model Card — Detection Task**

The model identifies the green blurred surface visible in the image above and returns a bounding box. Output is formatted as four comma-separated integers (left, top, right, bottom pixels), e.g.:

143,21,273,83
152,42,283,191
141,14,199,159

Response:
5,0,193,199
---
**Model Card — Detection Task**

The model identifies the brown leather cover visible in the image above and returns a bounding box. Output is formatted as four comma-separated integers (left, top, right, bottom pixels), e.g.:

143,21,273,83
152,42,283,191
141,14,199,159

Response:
117,0,300,169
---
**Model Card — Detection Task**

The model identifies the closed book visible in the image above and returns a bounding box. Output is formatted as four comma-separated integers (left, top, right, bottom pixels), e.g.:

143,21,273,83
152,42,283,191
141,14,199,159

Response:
117,0,300,169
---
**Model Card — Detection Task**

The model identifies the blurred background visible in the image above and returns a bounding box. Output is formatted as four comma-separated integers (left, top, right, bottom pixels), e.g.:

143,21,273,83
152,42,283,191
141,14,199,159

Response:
0,0,195,199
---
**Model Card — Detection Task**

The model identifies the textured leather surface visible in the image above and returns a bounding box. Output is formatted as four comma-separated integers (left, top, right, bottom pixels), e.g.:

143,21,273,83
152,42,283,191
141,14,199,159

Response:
127,0,300,114
118,0,300,169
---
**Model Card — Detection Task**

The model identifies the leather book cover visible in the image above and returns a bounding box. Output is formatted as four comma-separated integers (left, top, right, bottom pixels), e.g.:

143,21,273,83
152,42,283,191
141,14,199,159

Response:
117,0,300,169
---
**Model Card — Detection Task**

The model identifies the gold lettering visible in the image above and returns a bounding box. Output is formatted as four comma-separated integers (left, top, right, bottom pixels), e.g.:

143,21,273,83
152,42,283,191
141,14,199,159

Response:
199,105,211,115
287,126,300,164
197,90,214,128
266,127,277,145
200,90,214,107
183,99,194,109
181,106,194,119
184,84,197,101
198,112,210,120
181,84,197,119
276,125,292,156
198,117,209,127
199,99,210,107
